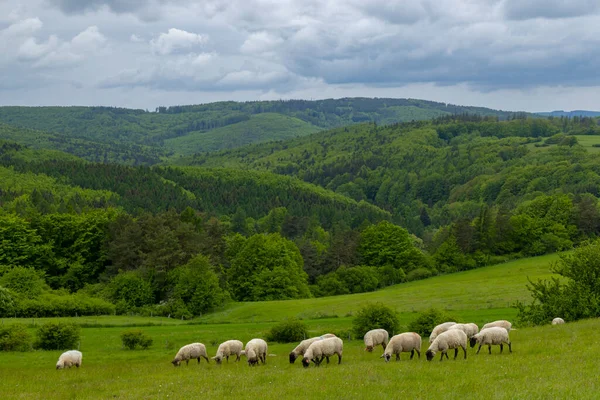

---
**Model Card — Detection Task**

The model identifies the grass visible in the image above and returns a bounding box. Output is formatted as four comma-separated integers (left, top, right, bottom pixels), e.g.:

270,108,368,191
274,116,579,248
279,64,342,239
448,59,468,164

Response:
0,253,579,399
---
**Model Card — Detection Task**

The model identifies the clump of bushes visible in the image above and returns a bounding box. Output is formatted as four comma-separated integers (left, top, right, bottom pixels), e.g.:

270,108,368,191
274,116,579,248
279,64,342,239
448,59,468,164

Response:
34,321,80,350
407,308,457,336
352,302,399,338
120,330,153,350
266,318,308,343
0,324,32,352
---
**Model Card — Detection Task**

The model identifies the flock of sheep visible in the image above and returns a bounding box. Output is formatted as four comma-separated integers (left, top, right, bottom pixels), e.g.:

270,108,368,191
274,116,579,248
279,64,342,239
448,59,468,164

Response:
55,317,567,370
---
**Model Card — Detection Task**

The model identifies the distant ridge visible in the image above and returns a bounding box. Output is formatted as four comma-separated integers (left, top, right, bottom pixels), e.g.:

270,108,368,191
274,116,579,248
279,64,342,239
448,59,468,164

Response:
537,110,600,118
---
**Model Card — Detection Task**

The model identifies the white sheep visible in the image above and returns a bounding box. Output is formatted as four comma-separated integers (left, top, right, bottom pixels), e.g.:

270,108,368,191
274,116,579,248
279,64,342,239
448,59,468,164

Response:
482,320,512,332
245,338,268,366
212,340,244,364
381,332,421,362
364,328,389,352
289,334,337,364
448,323,479,338
302,337,343,368
429,322,457,343
470,327,512,354
552,317,565,325
56,350,82,370
171,343,209,366
425,329,467,361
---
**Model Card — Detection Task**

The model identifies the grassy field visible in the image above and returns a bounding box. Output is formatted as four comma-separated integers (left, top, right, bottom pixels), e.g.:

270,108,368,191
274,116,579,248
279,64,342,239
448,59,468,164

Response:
2,253,584,399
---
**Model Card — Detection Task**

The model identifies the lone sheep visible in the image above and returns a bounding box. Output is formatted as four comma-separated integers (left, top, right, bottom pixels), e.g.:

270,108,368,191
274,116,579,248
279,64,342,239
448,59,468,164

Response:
426,329,467,361
245,338,268,366
212,340,244,364
381,332,421,362
289,334,336,363
552,317,565,325
302,337,343,368
56,350,82,369
171,343,209,366
364,329,389,352
470,327,511,354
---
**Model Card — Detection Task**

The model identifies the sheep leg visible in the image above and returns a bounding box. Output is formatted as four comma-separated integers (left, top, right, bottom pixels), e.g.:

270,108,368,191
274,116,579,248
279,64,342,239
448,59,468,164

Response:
488,345,492,355
416,349,421,359
454,348,458,360
203,356,210,363
382,343,386,352
476,344,482,354
410,350,414,360
444,352,449,360
236,354,240,362
226,355,229,363
338,354,342,364
325,356,330,364
500,344,503,353
197,357,201,364
439,352,444,361
462,345,467,359
186,359,190,366
508,342,512,353
396,353,401,361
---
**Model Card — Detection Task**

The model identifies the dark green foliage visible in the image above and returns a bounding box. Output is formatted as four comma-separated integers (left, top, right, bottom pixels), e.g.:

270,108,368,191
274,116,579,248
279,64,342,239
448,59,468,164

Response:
106,273,154,311
352,302,400,338
313,266,381,297
35,322,80,350
266,318,309,343
0,324,32,352
120,330,153,350
517,239,600,325
407,308,457,336
0,287,16,316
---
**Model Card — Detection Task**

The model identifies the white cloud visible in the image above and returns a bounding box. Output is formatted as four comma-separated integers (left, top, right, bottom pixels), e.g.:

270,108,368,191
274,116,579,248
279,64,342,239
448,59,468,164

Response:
150,28,207,55
130,34,143,42
240,31,284,55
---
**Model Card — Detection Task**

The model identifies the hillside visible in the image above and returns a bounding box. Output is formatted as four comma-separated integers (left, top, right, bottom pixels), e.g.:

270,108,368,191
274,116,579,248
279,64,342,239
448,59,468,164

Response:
0,98,522,161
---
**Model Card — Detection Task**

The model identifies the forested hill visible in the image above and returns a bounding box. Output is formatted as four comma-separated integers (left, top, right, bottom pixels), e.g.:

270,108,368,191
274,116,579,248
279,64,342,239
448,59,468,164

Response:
0,98,520,160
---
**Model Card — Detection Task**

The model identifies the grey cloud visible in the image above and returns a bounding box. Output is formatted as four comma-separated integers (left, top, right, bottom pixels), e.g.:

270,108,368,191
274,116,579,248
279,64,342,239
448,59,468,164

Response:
503,0,600,20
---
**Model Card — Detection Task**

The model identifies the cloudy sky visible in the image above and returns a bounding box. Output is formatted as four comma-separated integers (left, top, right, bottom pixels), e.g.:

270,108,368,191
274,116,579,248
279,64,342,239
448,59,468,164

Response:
0,0,599,112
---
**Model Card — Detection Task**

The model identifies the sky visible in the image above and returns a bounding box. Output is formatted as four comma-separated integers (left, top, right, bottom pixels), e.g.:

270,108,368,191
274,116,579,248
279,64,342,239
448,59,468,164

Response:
0,0,599,112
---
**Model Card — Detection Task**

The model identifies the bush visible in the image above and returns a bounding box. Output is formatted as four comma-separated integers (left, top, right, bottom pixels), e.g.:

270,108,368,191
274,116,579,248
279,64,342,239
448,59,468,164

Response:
34,322,80,350
0,324,32,351
405,267,432,282
120,330,153,350
266,318,308,343
352,302,399,339
15,293,115,317
0,267,48,297
407,308,457,337
0,286,17,317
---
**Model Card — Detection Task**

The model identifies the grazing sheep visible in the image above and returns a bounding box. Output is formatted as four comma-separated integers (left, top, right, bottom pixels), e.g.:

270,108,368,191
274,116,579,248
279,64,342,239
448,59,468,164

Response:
552,317,565,325
289,334,337,364
56,350,82,370
426,329,467,361
482,320,512,332
171,343,209,366
364,329,389,352
212,340,244,364
429,322,457,343
470,327,511,354
302,337,343,368
448,323,479,339
381,332,421,362
245,338,268,366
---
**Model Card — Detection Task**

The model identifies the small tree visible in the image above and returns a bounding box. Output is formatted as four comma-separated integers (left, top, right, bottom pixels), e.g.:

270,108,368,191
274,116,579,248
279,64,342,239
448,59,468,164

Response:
266,318,308,343
35,322,80,350
120,330,153,350
352,302,399,339
0,324,32,352
517,239,600,325
407,308,457,336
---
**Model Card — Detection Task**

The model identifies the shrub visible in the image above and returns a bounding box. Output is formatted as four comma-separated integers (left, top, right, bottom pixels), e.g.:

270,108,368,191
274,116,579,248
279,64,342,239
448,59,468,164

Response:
15,293,115,317
0,286,17,317
352,302,399,339
34,322,80,350
407,308,457,337
266,318,308,343
0,324,32,352
120,330,153,350
107,272,154,310
0,267,48,297
406,267,433,282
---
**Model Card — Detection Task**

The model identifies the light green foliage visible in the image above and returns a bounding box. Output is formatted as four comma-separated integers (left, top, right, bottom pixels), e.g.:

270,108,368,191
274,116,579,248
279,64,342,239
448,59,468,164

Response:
34,321,80,350
352,302,400,338
266,318,308,343
106,273,154,311
120,330,153,350
517,239,600,325
0,214,51,269
0,266,48,297
228,233,310,301
170,255,228,316
0,323,32,351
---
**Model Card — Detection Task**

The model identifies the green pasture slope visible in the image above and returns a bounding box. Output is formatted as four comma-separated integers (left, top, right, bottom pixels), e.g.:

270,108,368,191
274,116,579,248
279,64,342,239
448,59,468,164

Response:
4,253,598,399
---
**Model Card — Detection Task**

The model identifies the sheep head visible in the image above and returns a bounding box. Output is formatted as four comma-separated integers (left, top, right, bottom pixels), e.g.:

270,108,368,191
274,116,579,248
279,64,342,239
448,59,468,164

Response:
425,349,435,361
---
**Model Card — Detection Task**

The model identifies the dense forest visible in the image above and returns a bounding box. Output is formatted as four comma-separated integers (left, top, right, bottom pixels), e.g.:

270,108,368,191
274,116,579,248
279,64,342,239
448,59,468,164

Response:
1,100,600,319
0,98,520,160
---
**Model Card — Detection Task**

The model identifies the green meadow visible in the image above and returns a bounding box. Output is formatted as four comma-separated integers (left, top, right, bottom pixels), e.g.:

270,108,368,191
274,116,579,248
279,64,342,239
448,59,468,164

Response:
3,253,596,399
